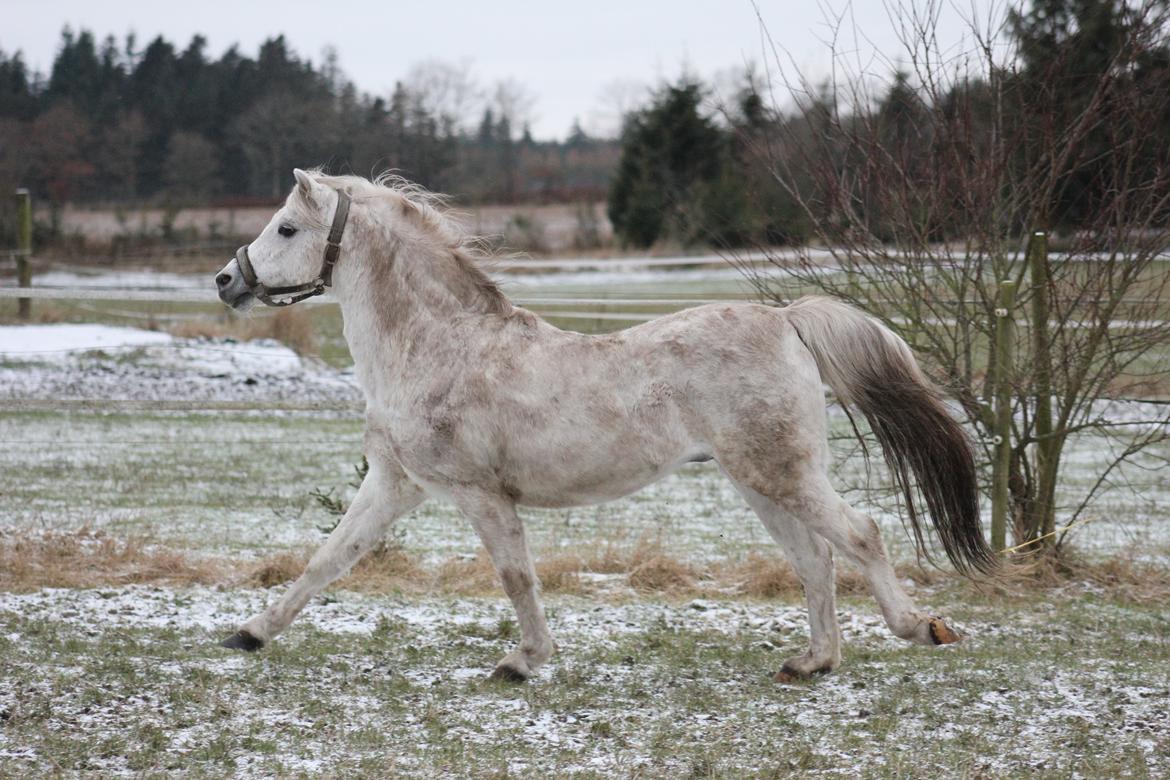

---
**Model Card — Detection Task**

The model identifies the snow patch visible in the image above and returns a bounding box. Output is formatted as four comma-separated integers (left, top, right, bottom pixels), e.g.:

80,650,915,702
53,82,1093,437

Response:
0,324,173,357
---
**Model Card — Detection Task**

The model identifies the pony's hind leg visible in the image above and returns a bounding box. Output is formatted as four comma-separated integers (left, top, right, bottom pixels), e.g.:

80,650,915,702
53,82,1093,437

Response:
452,491,553,682
727,476,842,680
776,474,962,647
221,458,425,651
722,448,961,652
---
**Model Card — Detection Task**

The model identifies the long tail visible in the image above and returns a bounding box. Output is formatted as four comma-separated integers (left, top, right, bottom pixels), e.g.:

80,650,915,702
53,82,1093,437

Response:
783,295,996,575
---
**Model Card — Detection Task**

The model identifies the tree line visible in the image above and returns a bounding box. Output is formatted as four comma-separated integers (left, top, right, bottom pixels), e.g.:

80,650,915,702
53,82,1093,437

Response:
0,30,617,215
606,0,1170,249
2,0,1166,255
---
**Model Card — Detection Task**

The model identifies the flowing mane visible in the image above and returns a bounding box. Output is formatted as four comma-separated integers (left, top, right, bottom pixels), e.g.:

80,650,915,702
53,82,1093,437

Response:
303,171,511,316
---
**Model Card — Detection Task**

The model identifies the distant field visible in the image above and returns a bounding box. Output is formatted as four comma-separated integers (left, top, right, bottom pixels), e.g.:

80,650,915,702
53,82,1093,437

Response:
42,201,613,256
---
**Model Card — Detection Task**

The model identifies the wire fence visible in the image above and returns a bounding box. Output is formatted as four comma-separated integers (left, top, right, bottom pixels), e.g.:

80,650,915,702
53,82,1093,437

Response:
0,283,761,322
5,284,1168,331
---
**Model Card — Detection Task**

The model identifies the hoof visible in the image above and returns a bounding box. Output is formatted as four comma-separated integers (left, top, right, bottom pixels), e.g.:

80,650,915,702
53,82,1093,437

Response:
773,664,817,684
928,617,963,645
220,630,264,652
490,663,529,683
773,668,802,684
773,654,837,683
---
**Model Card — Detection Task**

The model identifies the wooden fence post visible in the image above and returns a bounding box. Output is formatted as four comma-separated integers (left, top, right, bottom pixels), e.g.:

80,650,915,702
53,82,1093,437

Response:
15,188,32,319
991,279,1017,551
1028,231,1056,543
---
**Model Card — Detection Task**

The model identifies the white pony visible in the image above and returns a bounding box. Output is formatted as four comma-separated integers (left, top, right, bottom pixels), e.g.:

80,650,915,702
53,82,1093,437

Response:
214,170,994,682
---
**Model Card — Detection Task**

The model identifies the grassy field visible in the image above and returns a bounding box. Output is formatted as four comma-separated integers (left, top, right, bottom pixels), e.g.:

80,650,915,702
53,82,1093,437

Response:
2,578,1168,777
1,402,1168,777
2,265,1169,776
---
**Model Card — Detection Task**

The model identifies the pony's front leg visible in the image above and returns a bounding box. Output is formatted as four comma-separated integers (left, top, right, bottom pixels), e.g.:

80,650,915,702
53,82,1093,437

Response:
454,491,553,681
221,460,425,651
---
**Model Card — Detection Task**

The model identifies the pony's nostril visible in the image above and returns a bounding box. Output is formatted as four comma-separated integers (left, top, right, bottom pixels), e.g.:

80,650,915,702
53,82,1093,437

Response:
216,273,232,288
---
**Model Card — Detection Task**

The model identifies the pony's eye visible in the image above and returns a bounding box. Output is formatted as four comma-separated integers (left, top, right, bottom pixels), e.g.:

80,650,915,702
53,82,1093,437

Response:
278,224,298,237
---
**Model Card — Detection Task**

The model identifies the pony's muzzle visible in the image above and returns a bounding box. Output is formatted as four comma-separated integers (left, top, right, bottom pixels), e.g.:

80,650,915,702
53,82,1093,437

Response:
214,257,255,310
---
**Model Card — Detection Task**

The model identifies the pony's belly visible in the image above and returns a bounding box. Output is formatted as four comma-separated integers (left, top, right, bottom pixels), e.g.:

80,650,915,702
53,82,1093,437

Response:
514,475,661,508
510,453,704,509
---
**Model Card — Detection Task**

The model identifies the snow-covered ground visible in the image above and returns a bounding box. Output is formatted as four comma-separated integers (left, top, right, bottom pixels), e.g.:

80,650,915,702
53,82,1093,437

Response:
0,323,174,356
1,313,1168,777
0,323,361,407
13,263,762,297
0,583,1166,777
27,269,211,290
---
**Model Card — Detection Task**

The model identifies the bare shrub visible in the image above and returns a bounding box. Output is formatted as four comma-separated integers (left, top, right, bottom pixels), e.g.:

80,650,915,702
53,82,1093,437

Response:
744,0,1170,556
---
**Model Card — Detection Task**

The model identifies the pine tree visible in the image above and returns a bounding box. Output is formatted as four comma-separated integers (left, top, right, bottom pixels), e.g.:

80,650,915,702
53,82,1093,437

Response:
607,79,725,247
0,50,38,120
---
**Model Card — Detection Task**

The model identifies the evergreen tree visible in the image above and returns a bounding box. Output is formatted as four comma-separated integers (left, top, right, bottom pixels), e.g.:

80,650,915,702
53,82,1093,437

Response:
0,50,37,120
1007,0,1170,227
5,28,617,210
607,79,726,247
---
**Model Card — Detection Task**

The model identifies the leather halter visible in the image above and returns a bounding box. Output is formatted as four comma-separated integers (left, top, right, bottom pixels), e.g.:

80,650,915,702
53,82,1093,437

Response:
235,189,352,307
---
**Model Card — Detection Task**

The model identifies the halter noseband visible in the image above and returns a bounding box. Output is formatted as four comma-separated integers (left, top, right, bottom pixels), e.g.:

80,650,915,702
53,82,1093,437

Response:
235,189,352,307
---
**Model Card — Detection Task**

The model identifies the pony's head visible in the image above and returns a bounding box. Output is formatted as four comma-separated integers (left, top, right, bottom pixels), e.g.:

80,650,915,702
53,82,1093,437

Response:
215,169,349,310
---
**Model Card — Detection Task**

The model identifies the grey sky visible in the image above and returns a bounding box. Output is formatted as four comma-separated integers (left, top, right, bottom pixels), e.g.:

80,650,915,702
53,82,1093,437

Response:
5,1,995,139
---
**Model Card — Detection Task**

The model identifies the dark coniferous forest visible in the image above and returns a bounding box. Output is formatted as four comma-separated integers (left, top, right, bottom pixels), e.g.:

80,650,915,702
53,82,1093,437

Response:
0,30,618,210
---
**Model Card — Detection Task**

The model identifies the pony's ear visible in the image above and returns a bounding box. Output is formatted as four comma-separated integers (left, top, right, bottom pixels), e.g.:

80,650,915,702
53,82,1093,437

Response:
292,168,318,204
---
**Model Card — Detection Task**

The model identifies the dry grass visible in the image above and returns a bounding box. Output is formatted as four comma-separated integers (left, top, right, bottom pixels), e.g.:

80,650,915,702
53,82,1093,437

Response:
3,529,1166,607
245,551,305,588
535,555,587,593
169,308,317,355
724,552,802,598
246,543,426,593
0,528,224,592
435,551,500,594
344,545,427,591
625,539,699,592
995,549,1170,603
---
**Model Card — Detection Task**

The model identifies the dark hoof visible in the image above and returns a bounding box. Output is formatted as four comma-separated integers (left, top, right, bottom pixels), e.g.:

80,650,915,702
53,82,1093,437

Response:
774,662,815,684
490,664,529,683
774,659,834,684
220,630,264,652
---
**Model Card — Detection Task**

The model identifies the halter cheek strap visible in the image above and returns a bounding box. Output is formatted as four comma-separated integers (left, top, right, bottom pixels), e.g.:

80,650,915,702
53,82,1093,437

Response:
236,189,352,307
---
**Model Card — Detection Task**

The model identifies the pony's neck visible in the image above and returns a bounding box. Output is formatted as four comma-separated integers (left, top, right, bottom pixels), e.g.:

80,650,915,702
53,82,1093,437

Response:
329,206,512,383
